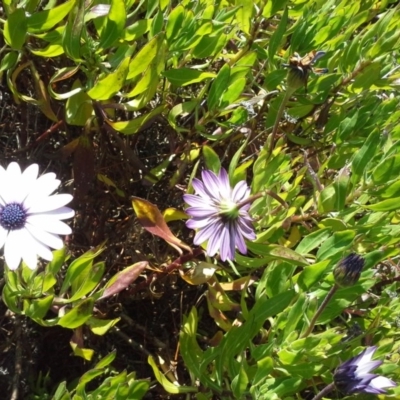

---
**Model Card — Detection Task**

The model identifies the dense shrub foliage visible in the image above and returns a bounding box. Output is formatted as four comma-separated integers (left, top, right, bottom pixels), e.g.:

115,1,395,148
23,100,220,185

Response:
1,0,400,398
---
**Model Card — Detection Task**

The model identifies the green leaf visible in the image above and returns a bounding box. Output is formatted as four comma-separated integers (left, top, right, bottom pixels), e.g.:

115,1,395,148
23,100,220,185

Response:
94,350,117,369
202,145,221,174
282,293,306,340
69,261,105,302
58,298,95,329
0,51,19,72
62,0,85,61
27,0,76,33
231,365,249,399
60,244,105,296
180,308,223,393
166,5,185,40
87,56,130,100
25,295,54,319
87,317,120,335
268,7,288,63
364,197,400,212
4,8,27,50
99,0,126,49
316,230,356,261
108,105,165,134
127,34,162,80
372,154,400,185
351,129,380,184
334,110,359,143
296,229,331,255
246,243,309,266
65,81,93,126
216,290,296,378
163,68,216,86
235,0,253,34
297,260,330,290
208,64,230,110
148,356,197,394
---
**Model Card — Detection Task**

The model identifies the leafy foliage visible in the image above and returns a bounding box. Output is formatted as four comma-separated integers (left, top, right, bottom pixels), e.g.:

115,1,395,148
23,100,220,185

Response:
1,0,400,398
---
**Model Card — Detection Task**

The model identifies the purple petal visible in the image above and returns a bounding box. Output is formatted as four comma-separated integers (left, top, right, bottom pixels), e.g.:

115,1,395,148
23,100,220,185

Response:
217,168,231,199
191,178,209,198
232,181,250,202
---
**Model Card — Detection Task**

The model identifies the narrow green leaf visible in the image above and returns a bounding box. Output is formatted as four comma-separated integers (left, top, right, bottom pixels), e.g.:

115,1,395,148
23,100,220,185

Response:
27,0,76,33
316,230,355,261
203,145,221,174
87,56,130,100
207,64,230,110
364,197,400,212
99,0,126,49
351,129,380,184
4,8,27,50
148,356,197,394
268,7,288,63
163,68,215,86
62,0,85,61
108,105,165,134
235,0,253,34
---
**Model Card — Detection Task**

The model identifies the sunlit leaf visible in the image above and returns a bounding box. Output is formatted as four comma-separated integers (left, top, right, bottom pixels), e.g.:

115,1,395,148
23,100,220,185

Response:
132,197,191,252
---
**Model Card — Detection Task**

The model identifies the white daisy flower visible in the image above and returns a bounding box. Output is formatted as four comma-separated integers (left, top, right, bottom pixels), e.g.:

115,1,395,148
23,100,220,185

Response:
0,162,74,270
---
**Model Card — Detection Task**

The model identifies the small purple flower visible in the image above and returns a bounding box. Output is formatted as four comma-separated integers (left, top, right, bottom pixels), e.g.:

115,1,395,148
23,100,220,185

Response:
334,346,396,394
183,168,256,261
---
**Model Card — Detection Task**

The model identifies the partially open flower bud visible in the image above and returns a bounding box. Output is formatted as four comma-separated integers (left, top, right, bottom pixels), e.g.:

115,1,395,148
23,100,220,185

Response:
334,346,396,394
333,253,365,287
284,51,327,92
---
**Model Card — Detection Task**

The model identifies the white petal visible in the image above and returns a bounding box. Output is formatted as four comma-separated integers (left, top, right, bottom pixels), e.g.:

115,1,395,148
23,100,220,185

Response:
24,223,64,249
0,226,8,249
40,207,75,220
18,229,39,270
4,229,23,270
370,376,397,389
0,162,23,203
23,173,60,209
27,194,73,213
26,215,72,235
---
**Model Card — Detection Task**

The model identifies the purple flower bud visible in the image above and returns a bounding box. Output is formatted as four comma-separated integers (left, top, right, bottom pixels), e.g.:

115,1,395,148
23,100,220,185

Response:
333,253,364,287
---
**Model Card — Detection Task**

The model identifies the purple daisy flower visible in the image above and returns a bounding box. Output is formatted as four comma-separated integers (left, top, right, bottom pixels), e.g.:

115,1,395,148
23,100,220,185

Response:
334,346,396,394
183,168,256,261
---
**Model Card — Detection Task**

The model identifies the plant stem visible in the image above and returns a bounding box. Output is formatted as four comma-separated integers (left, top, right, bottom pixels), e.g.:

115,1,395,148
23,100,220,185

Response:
311,383,335,400
237,189,288,210
301,284,338,338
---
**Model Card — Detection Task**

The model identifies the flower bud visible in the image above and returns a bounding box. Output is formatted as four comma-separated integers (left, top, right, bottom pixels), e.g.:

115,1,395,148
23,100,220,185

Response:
333,253,364,287
286,66,309,91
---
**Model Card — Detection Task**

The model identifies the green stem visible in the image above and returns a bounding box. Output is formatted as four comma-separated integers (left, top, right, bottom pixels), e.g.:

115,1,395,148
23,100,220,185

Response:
237,189,288,210
301,284,338,338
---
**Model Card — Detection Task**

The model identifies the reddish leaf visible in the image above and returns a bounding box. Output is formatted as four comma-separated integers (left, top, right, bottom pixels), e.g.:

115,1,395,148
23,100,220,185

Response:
132,197,191,253
99,262,148,300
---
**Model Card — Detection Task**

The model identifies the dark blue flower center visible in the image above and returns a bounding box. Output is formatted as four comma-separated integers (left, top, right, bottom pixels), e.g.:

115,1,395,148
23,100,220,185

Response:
0,203,27,230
